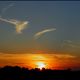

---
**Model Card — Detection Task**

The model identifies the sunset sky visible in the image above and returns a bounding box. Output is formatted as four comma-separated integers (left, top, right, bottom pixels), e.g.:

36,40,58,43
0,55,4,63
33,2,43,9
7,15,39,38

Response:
0,1,80,70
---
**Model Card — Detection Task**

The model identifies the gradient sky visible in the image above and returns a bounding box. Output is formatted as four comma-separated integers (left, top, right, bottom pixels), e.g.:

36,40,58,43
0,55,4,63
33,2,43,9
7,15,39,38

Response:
0,1,80,69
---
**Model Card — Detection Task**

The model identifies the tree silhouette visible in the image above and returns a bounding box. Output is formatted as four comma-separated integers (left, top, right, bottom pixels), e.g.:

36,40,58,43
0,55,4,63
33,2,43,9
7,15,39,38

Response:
0,66,80,80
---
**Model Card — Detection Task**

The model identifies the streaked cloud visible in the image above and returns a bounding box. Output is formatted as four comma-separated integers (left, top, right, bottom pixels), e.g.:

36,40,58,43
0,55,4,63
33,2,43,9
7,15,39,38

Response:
0,53,76,60
0,3,14,16
44,53,76,60
34,28,56,39
63,40,80,48
0,17,29,34
64,40,72,43
53,54,76,59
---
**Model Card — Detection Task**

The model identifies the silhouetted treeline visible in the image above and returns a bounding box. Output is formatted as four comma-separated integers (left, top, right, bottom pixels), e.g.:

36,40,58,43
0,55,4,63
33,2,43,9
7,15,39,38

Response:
0,66,80,80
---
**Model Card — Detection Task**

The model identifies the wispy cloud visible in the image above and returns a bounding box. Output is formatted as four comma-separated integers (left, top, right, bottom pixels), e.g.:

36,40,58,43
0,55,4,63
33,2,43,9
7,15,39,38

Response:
64,40,72,43
0,3,14,16
34,28,56,39
0,17,29,34
61,40,80,49
53,54,76,59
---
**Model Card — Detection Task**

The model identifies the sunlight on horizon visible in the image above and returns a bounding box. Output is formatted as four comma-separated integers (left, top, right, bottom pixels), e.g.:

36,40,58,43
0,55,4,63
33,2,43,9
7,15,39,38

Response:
36,62,46,69
0,53,79,70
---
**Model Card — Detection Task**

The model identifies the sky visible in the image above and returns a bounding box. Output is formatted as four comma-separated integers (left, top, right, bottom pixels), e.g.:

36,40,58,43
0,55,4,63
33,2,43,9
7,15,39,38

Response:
0,1,80,70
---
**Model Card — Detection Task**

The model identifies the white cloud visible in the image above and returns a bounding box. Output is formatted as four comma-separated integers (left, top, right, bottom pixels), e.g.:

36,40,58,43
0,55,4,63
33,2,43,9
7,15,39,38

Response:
0,17,29,34
34,28,56,39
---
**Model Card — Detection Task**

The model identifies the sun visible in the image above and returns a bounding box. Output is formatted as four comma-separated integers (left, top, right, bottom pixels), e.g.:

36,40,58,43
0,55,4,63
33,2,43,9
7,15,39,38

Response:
36,62,46,69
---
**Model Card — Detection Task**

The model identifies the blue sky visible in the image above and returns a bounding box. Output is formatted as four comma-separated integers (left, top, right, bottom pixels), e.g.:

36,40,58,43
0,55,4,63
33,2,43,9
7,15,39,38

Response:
0,1,80,55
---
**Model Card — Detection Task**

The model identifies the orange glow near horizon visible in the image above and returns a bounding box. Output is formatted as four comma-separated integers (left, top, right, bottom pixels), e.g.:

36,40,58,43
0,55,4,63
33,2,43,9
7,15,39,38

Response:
0,53,79,70
27,54,49,69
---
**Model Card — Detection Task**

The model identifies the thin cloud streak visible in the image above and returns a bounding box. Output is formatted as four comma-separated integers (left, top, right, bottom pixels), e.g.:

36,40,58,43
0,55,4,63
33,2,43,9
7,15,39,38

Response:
63,40,80,49
0,3,14,16
0,17,29,34
34,28,56,39
53,54,76,59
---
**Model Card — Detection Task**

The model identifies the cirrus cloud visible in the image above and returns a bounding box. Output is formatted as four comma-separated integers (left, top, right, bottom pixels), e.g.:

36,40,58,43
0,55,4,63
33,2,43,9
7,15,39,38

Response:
34,28,56,39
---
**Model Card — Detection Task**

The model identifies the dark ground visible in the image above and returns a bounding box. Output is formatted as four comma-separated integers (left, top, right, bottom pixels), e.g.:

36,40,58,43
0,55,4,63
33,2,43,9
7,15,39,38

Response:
0,66,80,80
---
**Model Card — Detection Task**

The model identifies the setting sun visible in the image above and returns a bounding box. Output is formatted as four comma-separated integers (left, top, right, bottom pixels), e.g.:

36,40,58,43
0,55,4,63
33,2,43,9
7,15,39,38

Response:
36,62,46,69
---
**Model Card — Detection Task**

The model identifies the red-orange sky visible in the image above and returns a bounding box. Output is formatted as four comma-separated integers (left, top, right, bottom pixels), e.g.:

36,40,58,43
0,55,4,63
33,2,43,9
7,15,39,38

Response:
0,52,80,70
